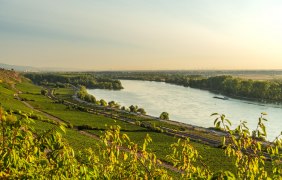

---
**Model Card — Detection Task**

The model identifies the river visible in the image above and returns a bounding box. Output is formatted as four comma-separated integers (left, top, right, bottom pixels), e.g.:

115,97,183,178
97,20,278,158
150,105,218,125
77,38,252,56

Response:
88,80,282,140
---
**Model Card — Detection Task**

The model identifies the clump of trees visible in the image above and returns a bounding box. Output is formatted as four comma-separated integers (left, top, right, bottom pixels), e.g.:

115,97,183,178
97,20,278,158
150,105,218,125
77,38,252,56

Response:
129,105,138,113
128,105,146,115
137,108,146,115
189,75,282,102
99,99,107,107
100,71,282,103
108,101,120,109
24,73,123,90
77,86,96,103
0,107,281,179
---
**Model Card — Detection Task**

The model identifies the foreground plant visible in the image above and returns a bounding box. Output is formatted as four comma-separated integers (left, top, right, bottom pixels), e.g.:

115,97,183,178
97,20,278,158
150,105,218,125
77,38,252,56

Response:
212,113,282,179
0,106,281,179
79,126,170,179
0,107,170,179
0,107,86,179
167,138,211,179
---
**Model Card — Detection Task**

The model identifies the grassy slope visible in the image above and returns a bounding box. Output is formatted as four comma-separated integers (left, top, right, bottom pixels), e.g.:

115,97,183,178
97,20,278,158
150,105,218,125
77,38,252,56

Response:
0,80,100,153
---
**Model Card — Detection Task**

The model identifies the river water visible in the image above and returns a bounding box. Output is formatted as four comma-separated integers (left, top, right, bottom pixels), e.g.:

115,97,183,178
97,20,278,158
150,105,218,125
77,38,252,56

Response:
88,80,282,140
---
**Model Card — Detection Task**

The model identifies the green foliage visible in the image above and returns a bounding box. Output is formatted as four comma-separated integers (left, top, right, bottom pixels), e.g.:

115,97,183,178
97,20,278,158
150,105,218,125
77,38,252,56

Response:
0,107,169,179
267,133,282,179
24,73,123,90
129,105,138,113
167,138,211,178
40,89,48,96
0,106,281,179
160,112,169,120
100,99,108,107
212,113,282,179
100,71,282,102
77,86,96,103
108,101,120,109
0,107,82,179
211,113,232,131
137,108,146,115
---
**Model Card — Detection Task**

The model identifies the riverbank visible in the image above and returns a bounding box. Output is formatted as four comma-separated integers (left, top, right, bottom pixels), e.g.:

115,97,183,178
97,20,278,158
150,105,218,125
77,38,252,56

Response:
68,87,225,147
118,77,282,105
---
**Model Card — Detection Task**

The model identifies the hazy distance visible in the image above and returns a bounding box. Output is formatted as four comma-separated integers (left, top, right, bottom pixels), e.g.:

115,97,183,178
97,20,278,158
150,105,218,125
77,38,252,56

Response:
0,0,282,70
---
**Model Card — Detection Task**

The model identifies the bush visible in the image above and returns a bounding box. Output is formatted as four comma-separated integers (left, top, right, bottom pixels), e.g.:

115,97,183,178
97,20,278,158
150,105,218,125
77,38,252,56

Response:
41,89,48,96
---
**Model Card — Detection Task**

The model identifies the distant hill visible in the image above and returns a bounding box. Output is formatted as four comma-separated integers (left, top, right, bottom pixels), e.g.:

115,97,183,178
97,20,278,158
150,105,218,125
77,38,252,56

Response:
0,68,22,84
0,63,81,72
0,63,39,72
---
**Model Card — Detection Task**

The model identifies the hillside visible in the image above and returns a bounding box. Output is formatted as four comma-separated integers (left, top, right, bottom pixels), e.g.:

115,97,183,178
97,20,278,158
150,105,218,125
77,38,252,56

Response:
0,70,280,179
0,68,22,83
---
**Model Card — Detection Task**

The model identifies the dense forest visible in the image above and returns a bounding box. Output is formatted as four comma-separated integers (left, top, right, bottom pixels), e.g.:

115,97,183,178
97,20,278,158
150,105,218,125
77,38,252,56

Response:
24,73,123,90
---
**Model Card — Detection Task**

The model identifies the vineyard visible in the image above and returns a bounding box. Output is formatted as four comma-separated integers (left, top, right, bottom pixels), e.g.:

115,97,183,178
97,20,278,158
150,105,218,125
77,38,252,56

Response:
0,69,281,179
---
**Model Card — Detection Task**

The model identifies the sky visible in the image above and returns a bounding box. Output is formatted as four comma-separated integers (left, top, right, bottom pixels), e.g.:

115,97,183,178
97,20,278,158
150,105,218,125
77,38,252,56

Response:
0,0,282,70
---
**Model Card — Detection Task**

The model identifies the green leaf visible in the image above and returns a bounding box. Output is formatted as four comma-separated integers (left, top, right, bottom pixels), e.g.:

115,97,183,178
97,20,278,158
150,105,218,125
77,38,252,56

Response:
211,113,219,116
214,118,219,125
225,119,232,126
59,124,66,133
222,137,226,146
216,121,221,128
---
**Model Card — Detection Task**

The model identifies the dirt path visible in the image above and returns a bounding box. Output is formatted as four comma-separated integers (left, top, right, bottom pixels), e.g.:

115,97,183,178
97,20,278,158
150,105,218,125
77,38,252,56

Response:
14,92,65,124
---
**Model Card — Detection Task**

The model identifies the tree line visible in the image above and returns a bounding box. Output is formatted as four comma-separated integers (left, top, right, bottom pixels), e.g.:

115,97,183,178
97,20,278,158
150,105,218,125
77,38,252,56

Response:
24,73,123,90
76,86,170,119
99,71,282,102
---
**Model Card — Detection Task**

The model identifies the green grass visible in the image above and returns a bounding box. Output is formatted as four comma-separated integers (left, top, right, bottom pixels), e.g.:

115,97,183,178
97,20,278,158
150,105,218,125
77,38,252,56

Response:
16,80,42,94
30,119,100,153
87,129,236,173
64,129,101,152
0,84,32,112
31,119,58,132
54,87,75,100
17,88,146,131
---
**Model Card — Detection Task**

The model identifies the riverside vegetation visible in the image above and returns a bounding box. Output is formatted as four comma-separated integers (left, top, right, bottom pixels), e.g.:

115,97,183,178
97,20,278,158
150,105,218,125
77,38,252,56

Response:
98,71,282,103
0,69,281,179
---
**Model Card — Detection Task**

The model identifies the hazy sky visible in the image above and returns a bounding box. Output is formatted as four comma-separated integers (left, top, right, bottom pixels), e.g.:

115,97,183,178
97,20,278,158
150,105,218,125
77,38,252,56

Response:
0,0,282,70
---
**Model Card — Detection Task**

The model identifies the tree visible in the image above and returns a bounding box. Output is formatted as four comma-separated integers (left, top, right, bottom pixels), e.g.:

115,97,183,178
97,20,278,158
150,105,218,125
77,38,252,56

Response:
137,108,146,115
100,99,107,107
129,105,138,113
159,112,169,120
108,101,116,108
